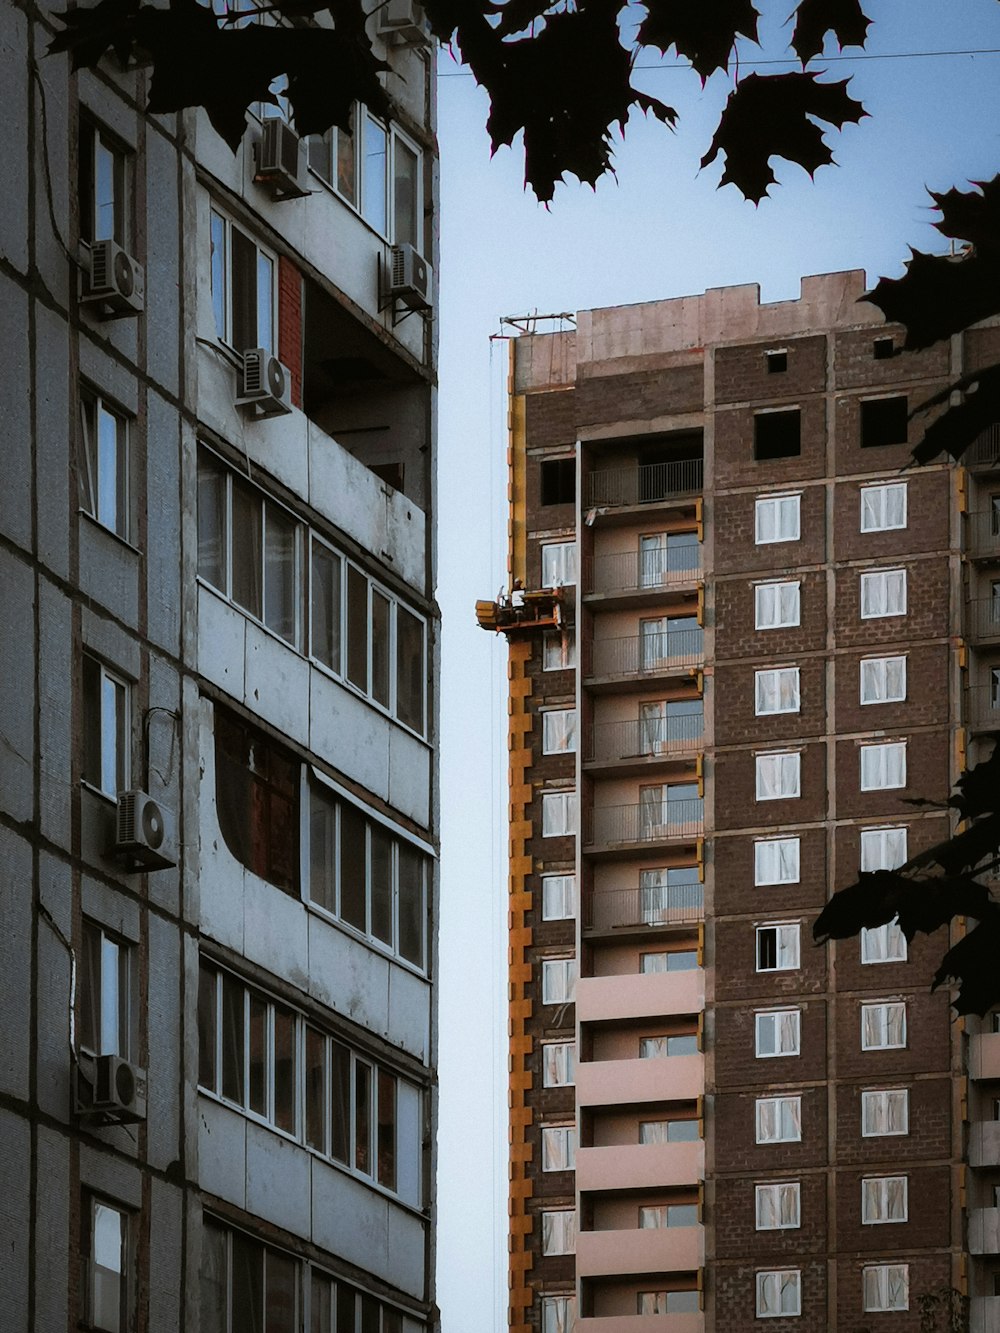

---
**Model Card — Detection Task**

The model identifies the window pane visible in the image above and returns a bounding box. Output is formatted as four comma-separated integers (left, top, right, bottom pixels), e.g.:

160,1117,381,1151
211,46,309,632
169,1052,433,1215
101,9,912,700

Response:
264,1250,296,1333
211,211,227,340
264,504,298,644
378,1069,396,1190
198,453,227,589
339,803,367,931
257,251,274,357
330,1041,350,1164
397,842,424,968
309,789,337,913
362,116,388,233
231,479,263,618
273,1005,296,1134
337,124,356,203
346,566,369,690
370,824,393,946
94,138,117,243
393,136,419,249
222,973,245,1105
96,403,125,534
355,1060,372,1175
311,543,341,671
249,995,268,1117
200,1221,228,1333
91,1202,125,1333
100,933,123,1056
371,590,391,708
305,1026,326,1151
396,606,424,733
231,226,258,353
232,1233,264,1333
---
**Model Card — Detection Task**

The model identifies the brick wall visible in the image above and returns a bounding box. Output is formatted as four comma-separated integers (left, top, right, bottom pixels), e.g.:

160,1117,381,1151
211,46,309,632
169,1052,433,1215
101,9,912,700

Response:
575,363,704,428
712,484,826,576
713,657,827,747
833,468,952,562
714,1258,827,1330
713,398,828,491
832,554,951,647
832,326,948,389
712,826,828,917
524,389,576,447
833,727,952,819
713,998,828,1087
713,741,828,831
277,255,302,407
714,568,827,659
714,1172,828,1259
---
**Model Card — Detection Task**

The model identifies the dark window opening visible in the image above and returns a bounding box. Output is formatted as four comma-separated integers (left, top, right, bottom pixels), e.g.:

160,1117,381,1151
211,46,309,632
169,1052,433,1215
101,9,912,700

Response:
214,707,300,895
370,461,404,492
754,410,801,460
861,395,908,448
873,337,895,360
757,929,778,970
766,351,787,374
541,458,575,506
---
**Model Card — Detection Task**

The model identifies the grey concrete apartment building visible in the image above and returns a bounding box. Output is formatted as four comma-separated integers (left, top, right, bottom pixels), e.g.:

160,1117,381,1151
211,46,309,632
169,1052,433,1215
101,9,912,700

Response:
1,3,439,1331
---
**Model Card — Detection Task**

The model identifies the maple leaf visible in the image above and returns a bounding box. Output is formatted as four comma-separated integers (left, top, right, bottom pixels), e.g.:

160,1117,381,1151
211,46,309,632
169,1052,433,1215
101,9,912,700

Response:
933,916,1000,1017
790,0,870,64
701,71,866,202
637,0,759,80
48,0,140,69
483,0,554,38
930,176,1000,254
866,248,1000,352
907,363,1000,465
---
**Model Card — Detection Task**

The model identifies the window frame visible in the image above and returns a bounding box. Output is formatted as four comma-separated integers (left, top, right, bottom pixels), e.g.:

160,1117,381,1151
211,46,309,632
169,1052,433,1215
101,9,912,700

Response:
861,1001,907,1051
209,206,278,357
756,923,800,973
754,580,800,630
541,873,576,922
540,541,577,589
79,919,131,1060
860,480,908,532
754,1008,801,1058
861,1174,908,1225
860,825,908,872
860,654,907,705
541,1041,575,1088
541,789,577,837
81,653,131,799
755,1094,802,1145
754,492,801,545
79,387,130,541
542,628,576,671
860,921,908,965
83,1194,130,1333
861,1088,909,1138
541,708,577,755
863,1263,909,1313
755,1269,802,1318
754,666,801,716
859,740,907,792
541,1209,575,1257
754,836,800,886
860,567,907,619
541,1123,576,1173
541,956,577,1006
755,1181,801,1231
755,751,801,801
79,117,132,248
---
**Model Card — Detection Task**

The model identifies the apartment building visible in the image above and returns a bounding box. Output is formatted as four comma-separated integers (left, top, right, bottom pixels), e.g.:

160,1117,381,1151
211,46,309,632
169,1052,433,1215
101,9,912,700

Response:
480,272,1000,1331
2,4,438,1331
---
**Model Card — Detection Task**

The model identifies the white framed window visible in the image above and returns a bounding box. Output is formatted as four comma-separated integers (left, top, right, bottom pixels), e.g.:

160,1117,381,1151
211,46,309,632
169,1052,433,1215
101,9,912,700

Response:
541,1125,576,1172
755,667,800,715
756,1269,801,1318
860,481,907,532
209,208,276,356
639,1034,699,1058
640,1203,698,1228
542,790,577,837
756,924,800,972
862,1175,908,1224
860,567,907,618
755,751,800,801
640,949,698,973
863,1264,909,1312
82,654,130,798
542,709,577,754
861,1088,909,1137
861,921,908,964
755,1182,801,1230
541,874,576,921
755,1009,801,1058
541,1210,575,1256
308,110,424,250
79,920,130,1059
756,1095,801,1144
543,629,576,671
755,580,800,629
754,837,800,885
84,1196,129,1333
542,1042,575,1088
79,389,129,540
639,1119,700,1144
541,957,577,1005
540,1295,576,1333
755,493,801,545
860,741,907,791
638,1291,699,1315
861,1001,906,1050
541,541,576,588
860,655,906,704
860,826,908,871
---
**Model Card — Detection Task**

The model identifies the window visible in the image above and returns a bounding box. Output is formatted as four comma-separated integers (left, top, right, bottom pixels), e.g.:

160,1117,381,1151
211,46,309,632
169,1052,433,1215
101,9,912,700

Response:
754,837,800,885
308,1270,415,1333
756,1182,800,1230
542,790,577,837
542,709,577,754
639,865,703,923
640,1203,698,1228
639,1118,699,1143
860,481,907,531
755,667,800,715
639,782,702,837
766,349,787,374
755,493,801,544
638,1291,699,1315
541,874,576,921
756,1095,801,1144
542,957,577,1005
541,1210,575,1256
755,1009,801,1058
309,783,427,970
861,1089,909,1137
308,111,424,249
640,950,698,973
756,924,800,972
79,390,128,539
862,1175,908,1224
861,1001,906,1050
84,1197,129,1333
210,208,275,355
640,614,702,669
541,1125,576,1172
639,529,701,586
540,1296,576,1333
754,409,801,460
755,751,800,801
860,655,906,704
639,1034,699,1058
541,542,576,588
861,395,908,448
860,826,908,871
542,629,576,671
860,741,907,791
755,581,800,629
79,119,130,246
542,1042,575,1088
863,1264,909,1312
79,921,130,1058
82,654,130,798
861,921,907,964
214,708,299,895
541,458,575,505
756,1270,801,1317
200,1219,297,1333
873,336,894,360
860,567,906,618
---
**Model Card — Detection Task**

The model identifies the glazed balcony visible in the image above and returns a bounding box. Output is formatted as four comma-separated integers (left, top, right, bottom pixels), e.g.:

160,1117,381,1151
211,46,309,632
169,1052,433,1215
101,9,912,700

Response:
586,459,704,511
577,1224,704,1279
584,713,704,775
971,1297,1000,1333
583,549,702,610
584,801,704,857
584,630,703,692
585,883,704,934
967,683,1000,732
967,597,1000,642
969,1207,1000,1254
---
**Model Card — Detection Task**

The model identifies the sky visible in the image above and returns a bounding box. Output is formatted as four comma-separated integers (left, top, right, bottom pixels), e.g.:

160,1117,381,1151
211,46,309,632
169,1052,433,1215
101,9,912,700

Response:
432,5,1000,1328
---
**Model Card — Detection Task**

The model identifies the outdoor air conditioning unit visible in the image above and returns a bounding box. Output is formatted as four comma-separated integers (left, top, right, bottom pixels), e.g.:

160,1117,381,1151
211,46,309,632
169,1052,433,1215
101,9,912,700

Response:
383,244,432,312
114,789,177,871
255,118,309,200
83,239,145,317
377,0,433,45
76,1054,147,1125
237,348,293,418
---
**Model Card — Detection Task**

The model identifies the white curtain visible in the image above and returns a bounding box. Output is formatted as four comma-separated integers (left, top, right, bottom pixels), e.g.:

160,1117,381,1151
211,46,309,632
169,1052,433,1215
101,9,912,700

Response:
861,481,907,530
638,1293,667,1315
861,826,908,871
639,533,669,587
756,1183,799,1229
542,875,575,921
755,837,800,885
755,580,800,629
542,1211,575,1256
755,495,799,543
756,752,800,800
862,1088,908,1136
542,959,576,1005
542,1127,576,1171
757,1271,799,1316
861,742,907,790
862,921,907,963
543,710,577,754
542,1296,576,1333
756,668,800,715
639,1206,668,1228
863,1003,906,1049
861,655,906,703
639,1120,669,1144
863,1175,907,1222
543,1043,574,1087
640,701,667,753
861,568,906,616
640,618,668,669
542,542,576,588
864,1265,908,1312
757,1010,800,1056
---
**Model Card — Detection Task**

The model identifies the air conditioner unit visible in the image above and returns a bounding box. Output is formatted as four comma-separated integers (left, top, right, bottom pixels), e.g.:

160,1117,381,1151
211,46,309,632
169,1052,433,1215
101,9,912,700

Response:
377,0,433,45
114,789,177,871
76,1054,147,1125
83,239,145,317
255,118,309,200
383,244,432,312
237,348,293,418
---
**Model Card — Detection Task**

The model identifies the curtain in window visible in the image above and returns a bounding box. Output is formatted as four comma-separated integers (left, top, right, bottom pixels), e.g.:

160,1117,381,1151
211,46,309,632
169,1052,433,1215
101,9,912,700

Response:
638,1293,667,1315
544,710,577,754
756,669,799,714
639,533,668,587
757,1010,799,1055
861,655,906,702
756,752,799,800
639,701,666,753
864,1265,908,1311
756,1184,798,1229
541,1296,576,1333
639,1120,669,1144
862,922,906,962
758,1271,798,1315
542,875,575,920
861,568,906,616
755,837,799,884
755,580,800,627
639,1036,669,1059
860,827,907,871
861,742,906,790
543,1043,574,1087
863,1090,907,1136
542,1211,575,1256
639,617,667,670
541,1127,574,1171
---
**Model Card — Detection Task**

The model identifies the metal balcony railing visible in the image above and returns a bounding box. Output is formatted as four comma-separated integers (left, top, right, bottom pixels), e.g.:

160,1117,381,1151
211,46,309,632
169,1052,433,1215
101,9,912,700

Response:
966,423,1000,468
968,683,1000,730
968,597,1000,641
585,458,704,509
585,713,704,763
585,629,704,678
585,799,704,848
585,883,705,931
585,549,703,596
966,510,1000,559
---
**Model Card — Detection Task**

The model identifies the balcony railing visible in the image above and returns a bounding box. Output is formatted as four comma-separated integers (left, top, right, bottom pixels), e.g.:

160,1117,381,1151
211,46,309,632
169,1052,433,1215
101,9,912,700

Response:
585,458,704,509
585,713,704,763
585,549,703,596
585,883,705,931
966,510,1000,559
966,423,1000,468
585,799,704,848
968,683,1000,730
585,629,704,679
968,597,1000,641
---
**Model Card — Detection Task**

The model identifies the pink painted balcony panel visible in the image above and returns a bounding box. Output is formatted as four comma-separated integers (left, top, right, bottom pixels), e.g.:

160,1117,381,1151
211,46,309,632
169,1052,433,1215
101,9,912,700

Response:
576,970,705,1023
577,1224,704,1278
577,1141,704,1193
577,1054,704,1109
579,1312,704,1332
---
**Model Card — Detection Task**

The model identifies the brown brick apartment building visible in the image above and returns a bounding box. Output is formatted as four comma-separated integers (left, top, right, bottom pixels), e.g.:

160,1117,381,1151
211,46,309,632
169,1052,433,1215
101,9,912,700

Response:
478,272,1000,1332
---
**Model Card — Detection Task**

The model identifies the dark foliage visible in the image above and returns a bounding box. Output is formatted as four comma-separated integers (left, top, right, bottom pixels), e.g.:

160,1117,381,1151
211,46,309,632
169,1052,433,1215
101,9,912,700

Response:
637,0,760,80
790,0,870,64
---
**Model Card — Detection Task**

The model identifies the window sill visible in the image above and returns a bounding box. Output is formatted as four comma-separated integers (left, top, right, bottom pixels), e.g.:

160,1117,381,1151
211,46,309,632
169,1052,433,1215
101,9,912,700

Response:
79,509,142,558
81,780,118,806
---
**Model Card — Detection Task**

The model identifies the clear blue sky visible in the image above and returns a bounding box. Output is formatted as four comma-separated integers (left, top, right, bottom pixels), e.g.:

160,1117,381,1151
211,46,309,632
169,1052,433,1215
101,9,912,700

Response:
433,6,1000,1327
